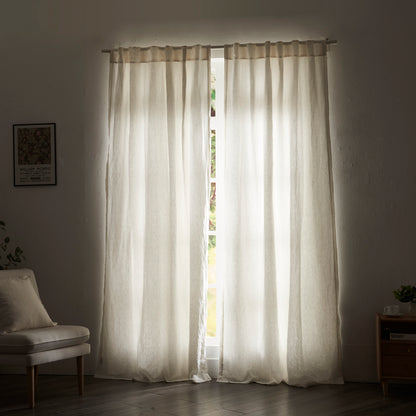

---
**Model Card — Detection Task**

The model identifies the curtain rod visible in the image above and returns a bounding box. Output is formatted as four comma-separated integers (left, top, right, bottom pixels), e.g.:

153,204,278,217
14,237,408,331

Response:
101,39,337,53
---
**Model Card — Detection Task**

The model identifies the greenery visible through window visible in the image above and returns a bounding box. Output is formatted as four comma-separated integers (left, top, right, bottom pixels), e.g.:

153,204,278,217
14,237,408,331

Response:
207,69,217,338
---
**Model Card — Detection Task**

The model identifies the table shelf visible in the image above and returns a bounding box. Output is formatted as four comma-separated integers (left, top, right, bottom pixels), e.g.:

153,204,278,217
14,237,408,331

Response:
376,313,416,395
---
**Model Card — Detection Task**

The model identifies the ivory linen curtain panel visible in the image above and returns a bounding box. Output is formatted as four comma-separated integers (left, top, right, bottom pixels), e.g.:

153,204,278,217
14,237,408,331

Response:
217,41,343,385
97,46,211,382
98,41,342,386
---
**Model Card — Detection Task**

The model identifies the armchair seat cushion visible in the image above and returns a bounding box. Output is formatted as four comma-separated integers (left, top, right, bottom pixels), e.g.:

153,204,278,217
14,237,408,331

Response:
0,325,89,354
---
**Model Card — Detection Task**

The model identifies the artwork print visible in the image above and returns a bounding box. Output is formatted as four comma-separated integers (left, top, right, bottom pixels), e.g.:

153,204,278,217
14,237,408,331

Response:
13,123,57,186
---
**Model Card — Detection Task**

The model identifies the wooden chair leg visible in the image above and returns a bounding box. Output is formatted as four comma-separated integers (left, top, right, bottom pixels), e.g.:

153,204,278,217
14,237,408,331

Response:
26,366,35,409
382,381,389,396
77,356,84,395
34,365,39,385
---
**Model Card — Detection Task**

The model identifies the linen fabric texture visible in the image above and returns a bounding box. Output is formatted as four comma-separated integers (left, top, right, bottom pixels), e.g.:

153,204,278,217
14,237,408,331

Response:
217,41,342,385
97,45,211,383
98,41,342,386
0,274,56,334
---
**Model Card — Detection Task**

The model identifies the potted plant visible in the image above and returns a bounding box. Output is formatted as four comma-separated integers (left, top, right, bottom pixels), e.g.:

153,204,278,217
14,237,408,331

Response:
393,285,416,315
0,220,25,270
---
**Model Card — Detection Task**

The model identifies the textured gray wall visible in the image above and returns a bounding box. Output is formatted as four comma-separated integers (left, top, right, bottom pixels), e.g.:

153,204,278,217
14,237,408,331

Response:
0,0,415,380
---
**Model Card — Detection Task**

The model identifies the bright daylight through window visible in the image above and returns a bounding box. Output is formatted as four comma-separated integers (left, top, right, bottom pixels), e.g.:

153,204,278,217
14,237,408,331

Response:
207,55,223,342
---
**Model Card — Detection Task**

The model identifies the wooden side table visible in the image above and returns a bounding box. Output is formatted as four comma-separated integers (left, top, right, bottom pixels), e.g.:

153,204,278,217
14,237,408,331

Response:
376,313,416,395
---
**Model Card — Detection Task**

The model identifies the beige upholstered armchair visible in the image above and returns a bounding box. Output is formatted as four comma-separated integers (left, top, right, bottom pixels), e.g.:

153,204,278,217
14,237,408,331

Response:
0,268,90,408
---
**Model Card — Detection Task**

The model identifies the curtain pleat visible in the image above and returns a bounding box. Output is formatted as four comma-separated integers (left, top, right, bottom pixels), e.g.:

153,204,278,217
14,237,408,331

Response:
218,41,343,385
97,46,211,383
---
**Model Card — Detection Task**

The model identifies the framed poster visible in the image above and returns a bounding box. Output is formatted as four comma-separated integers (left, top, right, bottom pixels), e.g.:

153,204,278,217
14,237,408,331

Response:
13,123,57,186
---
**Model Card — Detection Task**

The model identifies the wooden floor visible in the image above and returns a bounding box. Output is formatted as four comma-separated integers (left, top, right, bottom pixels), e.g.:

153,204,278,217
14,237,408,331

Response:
1,375,416,415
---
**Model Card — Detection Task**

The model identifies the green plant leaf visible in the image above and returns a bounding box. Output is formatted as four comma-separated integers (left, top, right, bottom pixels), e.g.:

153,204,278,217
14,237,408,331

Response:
0,221,25,269
393,285,416,303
